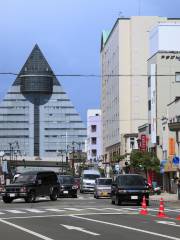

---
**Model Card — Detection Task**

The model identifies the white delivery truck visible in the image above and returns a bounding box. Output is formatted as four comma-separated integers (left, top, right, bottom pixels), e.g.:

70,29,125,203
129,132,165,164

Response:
80,169,100,193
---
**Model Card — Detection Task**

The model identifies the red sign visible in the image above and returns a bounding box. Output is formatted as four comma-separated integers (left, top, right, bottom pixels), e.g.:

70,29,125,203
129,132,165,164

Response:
140,135,147,152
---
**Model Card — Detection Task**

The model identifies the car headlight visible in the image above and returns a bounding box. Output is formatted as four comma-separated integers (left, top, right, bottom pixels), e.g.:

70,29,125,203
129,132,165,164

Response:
72,185,78,190
20,187,26,193
118,189,127,193
61,185,64,190
142,190,149,193
0,186,5,193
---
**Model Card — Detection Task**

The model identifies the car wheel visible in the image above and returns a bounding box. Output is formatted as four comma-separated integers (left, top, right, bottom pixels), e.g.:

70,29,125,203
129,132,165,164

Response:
72,194,77,198
111,196,115,204
3,196,13,203
25,191,36,203
50,189,58,201
115,195,121,205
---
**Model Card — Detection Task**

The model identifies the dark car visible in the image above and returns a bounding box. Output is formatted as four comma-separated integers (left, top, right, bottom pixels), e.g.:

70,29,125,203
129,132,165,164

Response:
111,174,149,206
0,171,59,203
58,175,78,198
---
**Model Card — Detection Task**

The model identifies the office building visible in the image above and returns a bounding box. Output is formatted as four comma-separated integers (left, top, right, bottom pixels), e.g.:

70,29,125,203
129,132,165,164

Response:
0,45,86,161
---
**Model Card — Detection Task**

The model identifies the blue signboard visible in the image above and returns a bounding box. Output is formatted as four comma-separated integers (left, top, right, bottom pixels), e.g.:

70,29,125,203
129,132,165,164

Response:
173,156,180,165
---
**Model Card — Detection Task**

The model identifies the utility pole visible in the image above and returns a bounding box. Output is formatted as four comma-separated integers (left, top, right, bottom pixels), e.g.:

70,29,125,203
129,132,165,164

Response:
72,142,75,176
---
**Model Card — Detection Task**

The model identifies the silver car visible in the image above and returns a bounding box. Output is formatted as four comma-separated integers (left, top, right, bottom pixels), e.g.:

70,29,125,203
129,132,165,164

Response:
94,178,112,198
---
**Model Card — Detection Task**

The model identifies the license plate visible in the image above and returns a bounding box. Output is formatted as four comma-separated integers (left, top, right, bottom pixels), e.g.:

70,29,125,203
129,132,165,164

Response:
101,192,108,196
131,196,138,200
10,193,15,197
63,191,68,194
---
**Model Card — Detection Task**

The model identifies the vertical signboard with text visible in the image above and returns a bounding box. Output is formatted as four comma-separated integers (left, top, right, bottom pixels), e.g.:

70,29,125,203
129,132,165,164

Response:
151,64,157,144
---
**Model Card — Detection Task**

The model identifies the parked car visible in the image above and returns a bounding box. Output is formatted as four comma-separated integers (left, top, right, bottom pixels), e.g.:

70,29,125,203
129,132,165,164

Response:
111,174,149,206
94,178,112,198
57,175,78,198
0,171,60,203
80,169,101,193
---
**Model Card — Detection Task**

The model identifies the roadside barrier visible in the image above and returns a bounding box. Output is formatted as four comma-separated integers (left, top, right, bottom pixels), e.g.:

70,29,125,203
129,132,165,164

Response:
139,195,148,215
157,198,167,218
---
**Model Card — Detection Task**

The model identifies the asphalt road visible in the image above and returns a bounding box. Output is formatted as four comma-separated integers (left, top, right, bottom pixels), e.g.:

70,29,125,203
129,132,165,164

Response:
0,193,180,240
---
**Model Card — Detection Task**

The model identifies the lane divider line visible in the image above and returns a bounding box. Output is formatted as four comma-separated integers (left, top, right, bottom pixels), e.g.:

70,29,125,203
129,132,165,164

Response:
71,215,180,240
0,218,55,240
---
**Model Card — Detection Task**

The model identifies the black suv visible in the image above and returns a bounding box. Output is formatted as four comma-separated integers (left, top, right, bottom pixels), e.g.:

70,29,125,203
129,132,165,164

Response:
111,174,149,206
0,171,60,203
57,175,78,198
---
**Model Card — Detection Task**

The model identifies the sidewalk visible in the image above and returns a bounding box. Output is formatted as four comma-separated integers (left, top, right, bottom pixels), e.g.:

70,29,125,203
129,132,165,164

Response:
150,192,179,202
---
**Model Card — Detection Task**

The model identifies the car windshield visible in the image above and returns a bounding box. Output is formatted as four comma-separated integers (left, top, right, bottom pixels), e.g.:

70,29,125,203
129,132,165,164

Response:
118,175,145,186
14,173,36,183
97,179,112,185
58,176,74,184
84,174,100,180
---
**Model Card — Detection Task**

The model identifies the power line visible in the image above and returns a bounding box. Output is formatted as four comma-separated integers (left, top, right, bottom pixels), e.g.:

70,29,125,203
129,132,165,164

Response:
0,72,178,77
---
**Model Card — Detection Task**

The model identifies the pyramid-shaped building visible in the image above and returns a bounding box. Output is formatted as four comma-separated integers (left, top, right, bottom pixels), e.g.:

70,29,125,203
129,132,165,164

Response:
0,45,86,160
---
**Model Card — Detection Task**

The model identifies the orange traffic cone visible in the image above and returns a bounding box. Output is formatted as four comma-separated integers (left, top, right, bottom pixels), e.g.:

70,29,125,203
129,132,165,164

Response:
139,195,148,215
157,198,167,218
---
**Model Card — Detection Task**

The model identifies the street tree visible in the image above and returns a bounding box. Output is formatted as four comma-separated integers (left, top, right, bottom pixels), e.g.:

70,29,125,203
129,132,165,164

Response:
130,150,160,177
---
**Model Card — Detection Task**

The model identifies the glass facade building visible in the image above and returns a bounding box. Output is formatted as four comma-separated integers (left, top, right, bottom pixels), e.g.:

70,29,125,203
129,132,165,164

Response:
0,45,86,160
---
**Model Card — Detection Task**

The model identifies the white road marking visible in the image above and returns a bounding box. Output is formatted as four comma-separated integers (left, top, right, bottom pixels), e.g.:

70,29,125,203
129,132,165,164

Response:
6,210,26,214
64,208,83,211
0,219,55,240
72,215,180,240
45,209,65,212
0,212,125,220
25,209,46,213
61,224,100,236
0,212,5,215
157,221,180,227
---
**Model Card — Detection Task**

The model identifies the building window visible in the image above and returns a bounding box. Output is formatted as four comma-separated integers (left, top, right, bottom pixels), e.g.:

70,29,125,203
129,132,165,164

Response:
175,73,180,82
130,137,135,149
148,100,151,111
91,149,97,157
91,125,96,132
91,137,97,145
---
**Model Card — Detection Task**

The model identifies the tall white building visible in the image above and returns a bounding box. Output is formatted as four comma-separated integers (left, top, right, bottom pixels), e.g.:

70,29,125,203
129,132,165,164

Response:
148,23,180,191
87,109,102,163
100,16,180,163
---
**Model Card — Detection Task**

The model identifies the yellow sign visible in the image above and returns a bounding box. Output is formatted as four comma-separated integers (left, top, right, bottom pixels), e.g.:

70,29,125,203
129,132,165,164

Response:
164,156,177,172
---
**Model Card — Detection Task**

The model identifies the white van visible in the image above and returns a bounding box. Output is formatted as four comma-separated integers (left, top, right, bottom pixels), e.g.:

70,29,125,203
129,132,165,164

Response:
80,169,100,193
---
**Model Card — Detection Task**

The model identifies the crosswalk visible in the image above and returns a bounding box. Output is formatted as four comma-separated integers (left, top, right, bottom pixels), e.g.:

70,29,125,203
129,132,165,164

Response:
0,206,179,217
0,207,131,216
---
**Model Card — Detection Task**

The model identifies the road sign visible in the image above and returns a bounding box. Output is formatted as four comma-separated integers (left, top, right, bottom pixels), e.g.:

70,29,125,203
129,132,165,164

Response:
172,156,179,165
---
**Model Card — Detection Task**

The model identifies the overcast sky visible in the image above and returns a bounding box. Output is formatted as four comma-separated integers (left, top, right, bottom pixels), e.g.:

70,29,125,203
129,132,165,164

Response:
0,0,180,121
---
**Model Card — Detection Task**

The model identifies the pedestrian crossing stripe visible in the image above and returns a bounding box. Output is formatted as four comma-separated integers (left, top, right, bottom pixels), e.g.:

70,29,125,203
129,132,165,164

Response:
25,209,46,213
6,210,26,214
0,207,179,216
